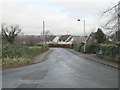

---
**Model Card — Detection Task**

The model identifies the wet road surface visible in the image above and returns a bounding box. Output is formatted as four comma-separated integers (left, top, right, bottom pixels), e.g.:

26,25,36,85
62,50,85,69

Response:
2,48,118,88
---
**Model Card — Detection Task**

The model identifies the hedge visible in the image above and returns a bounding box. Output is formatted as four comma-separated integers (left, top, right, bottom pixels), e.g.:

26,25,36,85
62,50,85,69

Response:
85,44,100,54
74,43,120,62
2,44,49,68
74,43,100,54
73,43,83,52
98,44,120,62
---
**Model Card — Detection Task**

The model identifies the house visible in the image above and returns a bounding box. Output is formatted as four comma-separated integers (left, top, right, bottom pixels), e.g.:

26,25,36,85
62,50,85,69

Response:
58,35,74,44
73,36,88,44
46,35,59,44
52,36,59,44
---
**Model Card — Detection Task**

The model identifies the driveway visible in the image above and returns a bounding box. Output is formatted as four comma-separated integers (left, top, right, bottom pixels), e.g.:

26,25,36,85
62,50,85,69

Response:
2,48,118,88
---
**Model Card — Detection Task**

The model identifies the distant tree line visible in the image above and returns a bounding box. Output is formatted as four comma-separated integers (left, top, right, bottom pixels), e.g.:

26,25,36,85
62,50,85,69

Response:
15,35,43,46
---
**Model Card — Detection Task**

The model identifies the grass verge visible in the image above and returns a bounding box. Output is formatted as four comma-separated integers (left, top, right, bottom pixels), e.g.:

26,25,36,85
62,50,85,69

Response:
2,44,49,68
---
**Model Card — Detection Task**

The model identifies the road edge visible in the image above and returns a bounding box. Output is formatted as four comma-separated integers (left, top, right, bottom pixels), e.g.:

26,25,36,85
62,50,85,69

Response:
67,49,119,69
32,49,53,64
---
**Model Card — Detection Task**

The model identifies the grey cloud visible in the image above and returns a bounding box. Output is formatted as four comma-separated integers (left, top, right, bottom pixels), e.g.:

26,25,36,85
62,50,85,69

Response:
1,0,119,35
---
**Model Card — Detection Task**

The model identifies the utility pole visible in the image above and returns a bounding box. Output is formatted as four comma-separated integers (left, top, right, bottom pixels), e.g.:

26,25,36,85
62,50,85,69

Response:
43,21,45,51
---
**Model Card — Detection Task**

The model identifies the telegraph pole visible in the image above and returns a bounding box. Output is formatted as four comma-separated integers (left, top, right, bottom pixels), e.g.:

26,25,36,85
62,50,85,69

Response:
43,21,45,51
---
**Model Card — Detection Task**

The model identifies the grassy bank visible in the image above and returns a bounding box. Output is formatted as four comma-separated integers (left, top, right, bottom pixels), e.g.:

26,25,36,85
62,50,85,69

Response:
2,44,49,68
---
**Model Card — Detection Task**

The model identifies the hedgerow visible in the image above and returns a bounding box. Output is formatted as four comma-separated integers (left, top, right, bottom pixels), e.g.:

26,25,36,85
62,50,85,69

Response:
2,44,49,68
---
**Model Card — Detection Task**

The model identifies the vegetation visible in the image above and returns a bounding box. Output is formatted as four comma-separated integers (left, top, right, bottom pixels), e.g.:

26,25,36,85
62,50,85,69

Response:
2,24,21,44
95,28,107,43
73,26,120,63
82,44,100,54
73,43,83,52
2,44,49,68
102,2,120,43
1,23,49,68
73,42,120,63
15,35,43,46
97,44,120,63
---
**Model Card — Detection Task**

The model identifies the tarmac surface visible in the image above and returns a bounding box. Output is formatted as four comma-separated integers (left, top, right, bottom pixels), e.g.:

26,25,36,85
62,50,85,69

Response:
2,48,118,88
68,49,118,69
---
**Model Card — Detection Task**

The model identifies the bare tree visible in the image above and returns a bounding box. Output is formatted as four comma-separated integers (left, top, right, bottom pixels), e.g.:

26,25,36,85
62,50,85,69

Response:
102,2,120,42
2,24,21,44
102,3,119,31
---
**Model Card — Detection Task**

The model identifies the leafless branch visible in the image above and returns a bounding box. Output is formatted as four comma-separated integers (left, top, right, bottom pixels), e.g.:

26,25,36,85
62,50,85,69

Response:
103,3,119,14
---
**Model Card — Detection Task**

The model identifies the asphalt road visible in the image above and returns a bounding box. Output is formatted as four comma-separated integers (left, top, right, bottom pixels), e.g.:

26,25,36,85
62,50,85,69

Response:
2,48,118,88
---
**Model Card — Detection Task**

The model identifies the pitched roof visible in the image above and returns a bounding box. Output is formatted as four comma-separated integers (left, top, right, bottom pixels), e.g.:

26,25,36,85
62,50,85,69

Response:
86,33,96,42
46,35,56,41
58,35,71,41
73,36,87,43
66,36,73,42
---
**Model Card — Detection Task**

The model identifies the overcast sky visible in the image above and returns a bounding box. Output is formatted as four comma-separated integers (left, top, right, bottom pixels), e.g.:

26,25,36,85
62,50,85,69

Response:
0,0,119,35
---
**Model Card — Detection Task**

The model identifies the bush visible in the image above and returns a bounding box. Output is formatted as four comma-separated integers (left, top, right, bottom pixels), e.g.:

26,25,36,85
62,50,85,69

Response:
97,44,120,62
74,43,100,54
86,44,100,54
27,46,45,58
73,43,84,52
79,43,100,54
99,44,119,56
80,45,84,53
2,44,28,58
